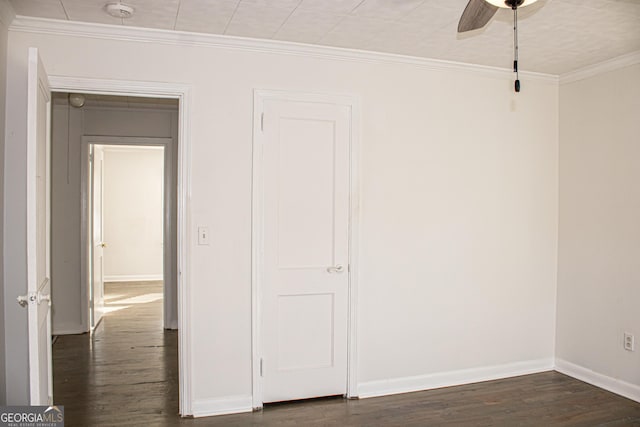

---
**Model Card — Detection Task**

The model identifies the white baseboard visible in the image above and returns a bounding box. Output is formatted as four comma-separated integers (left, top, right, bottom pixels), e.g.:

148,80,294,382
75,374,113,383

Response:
357,358,554,399
191,395,253,418
555,358,640,403
104,274,163,282
53,323,88,336
164,319,178,330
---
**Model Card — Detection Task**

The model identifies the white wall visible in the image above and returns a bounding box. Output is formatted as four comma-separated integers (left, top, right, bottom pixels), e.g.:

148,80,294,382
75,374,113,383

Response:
556,64,640,397
3,22,30,406
49,102,83,334
103,146,164,281
50,103,178,334
0,0,13,405
5,25,559,410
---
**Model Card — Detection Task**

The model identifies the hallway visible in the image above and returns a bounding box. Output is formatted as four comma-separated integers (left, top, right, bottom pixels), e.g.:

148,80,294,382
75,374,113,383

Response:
53,281,179,426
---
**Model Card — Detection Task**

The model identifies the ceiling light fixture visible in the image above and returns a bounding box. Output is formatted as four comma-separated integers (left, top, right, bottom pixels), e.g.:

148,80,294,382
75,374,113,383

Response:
68,93,85,108
484,0,539,8
104,2,135,19
459,0,542,92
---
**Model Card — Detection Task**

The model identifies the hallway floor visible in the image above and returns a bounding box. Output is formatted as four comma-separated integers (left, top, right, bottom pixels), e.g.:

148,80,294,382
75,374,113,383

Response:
53,282,640,426
53,281,179,426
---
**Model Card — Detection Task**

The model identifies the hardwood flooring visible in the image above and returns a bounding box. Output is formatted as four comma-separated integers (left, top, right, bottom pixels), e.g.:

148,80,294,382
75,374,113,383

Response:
53,281,178,426
53,282,640,426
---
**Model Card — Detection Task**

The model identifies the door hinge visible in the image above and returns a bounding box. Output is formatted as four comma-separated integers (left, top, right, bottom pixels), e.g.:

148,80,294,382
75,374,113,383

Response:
89,153,94,162
260,112,264,132
260,358,264,377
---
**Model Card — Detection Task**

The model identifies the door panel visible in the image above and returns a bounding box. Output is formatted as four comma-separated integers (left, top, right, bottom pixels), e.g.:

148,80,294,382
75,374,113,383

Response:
262,99,351,403
277,118,336,268
277,293,334,370
26,47,52,405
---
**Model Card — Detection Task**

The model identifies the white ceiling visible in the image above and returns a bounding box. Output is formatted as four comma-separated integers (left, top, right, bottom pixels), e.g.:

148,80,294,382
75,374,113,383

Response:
9,0,640,75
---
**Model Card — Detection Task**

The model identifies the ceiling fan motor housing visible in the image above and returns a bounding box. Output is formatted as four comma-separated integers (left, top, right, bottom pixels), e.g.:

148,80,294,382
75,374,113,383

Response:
504,0,525,8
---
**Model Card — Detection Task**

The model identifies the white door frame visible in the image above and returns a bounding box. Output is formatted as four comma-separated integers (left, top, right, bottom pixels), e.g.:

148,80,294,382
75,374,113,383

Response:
81,137,174,330
48,76,193,416
80,135,177,330
251,90,361,409
85,142,104,330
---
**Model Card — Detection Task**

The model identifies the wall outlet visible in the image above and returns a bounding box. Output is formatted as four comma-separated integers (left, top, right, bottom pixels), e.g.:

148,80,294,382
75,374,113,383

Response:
624,332,635,352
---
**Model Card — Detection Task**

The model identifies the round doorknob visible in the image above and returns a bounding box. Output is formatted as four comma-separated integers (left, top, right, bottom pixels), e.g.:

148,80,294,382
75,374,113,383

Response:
100,242,107,248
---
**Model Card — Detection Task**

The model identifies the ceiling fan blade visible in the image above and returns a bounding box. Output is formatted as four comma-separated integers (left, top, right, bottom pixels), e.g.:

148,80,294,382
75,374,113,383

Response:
457,0,499,33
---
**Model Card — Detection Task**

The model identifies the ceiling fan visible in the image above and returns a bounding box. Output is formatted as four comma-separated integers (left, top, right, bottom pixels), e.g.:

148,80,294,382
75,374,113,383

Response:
457,0,541,92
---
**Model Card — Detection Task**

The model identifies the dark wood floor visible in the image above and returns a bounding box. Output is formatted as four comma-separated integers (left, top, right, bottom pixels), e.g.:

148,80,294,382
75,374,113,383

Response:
53,282,640,426
53,281,178,426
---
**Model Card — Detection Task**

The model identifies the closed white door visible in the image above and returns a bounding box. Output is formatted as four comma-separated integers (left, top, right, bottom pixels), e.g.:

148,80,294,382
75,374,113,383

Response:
91,145,105,328
25,47,53,405
261,98,351,403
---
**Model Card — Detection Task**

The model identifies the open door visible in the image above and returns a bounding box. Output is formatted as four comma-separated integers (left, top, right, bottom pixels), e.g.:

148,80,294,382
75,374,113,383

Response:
21,47,53,405
90,145,105,328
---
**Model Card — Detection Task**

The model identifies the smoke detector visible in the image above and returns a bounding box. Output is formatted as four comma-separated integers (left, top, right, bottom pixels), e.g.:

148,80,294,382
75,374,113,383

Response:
104,3,135,19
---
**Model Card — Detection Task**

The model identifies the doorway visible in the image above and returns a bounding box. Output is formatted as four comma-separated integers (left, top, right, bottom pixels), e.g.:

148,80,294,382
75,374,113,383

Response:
48,94,179,336
13,52,191,412
49,91,186,418
87,143,168,330
49,93,178,333
83,140,175,331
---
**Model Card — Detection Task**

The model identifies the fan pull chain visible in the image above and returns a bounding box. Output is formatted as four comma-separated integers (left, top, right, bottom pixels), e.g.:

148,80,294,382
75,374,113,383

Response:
513,6,520,92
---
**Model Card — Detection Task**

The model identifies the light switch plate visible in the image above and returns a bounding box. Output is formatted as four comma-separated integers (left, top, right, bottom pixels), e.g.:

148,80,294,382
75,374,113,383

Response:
198,226,210,245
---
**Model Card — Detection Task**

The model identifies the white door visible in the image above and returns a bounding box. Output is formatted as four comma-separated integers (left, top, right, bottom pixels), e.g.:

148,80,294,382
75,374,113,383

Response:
25,47,53,405
261,98,351,403
90,145,105,328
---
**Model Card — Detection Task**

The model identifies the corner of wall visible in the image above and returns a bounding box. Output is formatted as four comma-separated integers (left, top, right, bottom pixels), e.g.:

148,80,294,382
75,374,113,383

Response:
556,61,640,403
555,359,640,403
559,51,640,86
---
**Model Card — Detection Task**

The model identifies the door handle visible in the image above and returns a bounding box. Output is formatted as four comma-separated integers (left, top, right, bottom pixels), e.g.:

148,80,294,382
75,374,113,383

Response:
16,292,50,307
17,294,28,308
100,242,107,248
326,265,344,273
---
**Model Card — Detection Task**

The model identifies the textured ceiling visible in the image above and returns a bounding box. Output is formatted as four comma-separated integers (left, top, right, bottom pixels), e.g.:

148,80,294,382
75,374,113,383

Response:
9,0,640,75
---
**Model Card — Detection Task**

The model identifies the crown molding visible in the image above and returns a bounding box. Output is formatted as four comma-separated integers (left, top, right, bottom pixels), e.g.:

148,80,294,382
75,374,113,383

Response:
560,51,640,85
10,16,558,84
0,0,15,28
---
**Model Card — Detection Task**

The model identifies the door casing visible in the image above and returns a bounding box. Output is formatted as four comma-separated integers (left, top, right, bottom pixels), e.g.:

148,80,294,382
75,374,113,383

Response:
49,76,193,416
81,137,175,331
89,143,105,330
251,89,361,409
